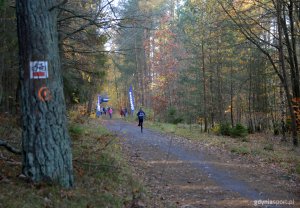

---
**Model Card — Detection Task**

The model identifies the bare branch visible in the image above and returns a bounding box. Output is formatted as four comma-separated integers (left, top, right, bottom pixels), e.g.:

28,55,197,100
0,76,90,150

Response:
0,139,21,155
49,0,68,11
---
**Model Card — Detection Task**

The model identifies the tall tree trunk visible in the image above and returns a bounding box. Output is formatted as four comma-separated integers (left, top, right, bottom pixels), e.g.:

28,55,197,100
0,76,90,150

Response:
217,63,224,122
87,84,94,115
16,0,74,187
279,84,287,141
282,1,300,98
144,28,151,108
209,75,214,127
201,40,208,132
113,64,120,105
289,2,300,98
277,0,298,146
230,64,234,127
0,6,5,108
248,56,254,133
134,34,142,106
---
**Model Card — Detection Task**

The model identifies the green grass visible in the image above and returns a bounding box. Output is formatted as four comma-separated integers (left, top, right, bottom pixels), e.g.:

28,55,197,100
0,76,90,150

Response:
263,143,274,151
296,164,300,174
231,146,251,155
149,122,202,137
69,124,85,135
145,121,300,176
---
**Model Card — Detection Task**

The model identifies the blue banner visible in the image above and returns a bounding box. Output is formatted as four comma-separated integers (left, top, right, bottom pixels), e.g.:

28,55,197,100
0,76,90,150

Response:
96,95,101,117
129,85,135,112
98,95,101,105
98,95,109,104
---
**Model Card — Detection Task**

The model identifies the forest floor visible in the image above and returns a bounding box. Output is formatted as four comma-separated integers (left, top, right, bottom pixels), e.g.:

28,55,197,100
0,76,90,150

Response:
102,117,300,208
1,113,299,208
0,114,151,208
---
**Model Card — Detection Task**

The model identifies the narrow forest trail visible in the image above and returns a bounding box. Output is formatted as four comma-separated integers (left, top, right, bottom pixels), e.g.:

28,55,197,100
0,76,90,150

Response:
102,119,299,208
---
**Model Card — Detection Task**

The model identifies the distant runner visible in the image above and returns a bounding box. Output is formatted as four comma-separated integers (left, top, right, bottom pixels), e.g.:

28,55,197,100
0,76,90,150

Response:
108,107,113,119
137,107,146,128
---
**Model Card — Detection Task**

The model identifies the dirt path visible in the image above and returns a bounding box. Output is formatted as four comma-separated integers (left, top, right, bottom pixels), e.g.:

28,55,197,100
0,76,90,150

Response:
102,119,299,208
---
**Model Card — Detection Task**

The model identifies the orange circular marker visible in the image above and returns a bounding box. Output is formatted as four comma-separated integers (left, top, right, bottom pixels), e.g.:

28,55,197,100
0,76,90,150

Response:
38,86,52,102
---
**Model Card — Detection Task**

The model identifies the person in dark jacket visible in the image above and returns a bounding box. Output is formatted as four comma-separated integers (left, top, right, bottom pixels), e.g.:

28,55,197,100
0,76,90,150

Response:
137,108,146,126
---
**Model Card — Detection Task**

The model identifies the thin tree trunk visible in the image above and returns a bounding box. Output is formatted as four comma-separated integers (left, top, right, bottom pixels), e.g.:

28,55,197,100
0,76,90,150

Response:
279,84,286,141
230,64,234,127
289,2,300,98
248,57,254,133
0,7,5,108
277,0,298,146
210,74,214,127
134,34,141,106
87,84,93,115
282,1,300,98
113,64,120,104
217,63,223,122
201,40,208,132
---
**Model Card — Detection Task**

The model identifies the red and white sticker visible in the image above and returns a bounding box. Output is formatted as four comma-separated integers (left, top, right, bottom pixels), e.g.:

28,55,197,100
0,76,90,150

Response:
30,61,48,79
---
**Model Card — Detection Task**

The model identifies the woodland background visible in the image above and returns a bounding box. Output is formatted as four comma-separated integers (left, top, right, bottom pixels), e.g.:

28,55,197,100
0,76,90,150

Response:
1,0,300,145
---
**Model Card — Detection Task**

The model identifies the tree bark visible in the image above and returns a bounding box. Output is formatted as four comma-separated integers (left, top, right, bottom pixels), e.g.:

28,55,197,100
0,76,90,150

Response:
86,87,93,115
230,64,234,128
277,0,298,146
201,40,208,132
279,84,287,141
281,1,300,98
16,0,74,187
248,57,254,133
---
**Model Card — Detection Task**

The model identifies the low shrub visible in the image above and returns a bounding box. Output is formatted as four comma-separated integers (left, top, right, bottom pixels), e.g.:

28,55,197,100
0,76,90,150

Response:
173,117,183,124
167,106,183,124
211,124,221,135
69,124,84,139
296,164,300,174
143,107,154,121
231,146,251,155
230,123,248,138
263,143,274,151
220,123,231,136
215,123,248,138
